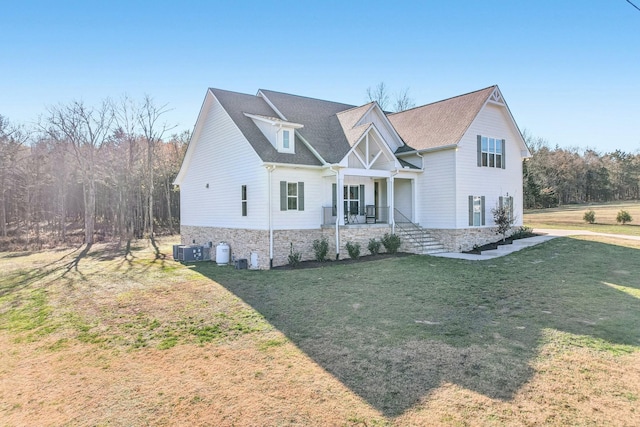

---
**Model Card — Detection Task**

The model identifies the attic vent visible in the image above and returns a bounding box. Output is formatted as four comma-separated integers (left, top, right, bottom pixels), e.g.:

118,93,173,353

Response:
489,89,504,104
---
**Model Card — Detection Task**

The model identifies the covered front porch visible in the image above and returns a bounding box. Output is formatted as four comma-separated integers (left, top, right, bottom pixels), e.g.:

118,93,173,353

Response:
320,172,416,227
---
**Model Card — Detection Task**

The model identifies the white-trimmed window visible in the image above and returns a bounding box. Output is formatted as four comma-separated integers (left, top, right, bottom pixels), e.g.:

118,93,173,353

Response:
468,195,485,226
280,181,304,211
500,195,514,221
278,128,295,153
241,185,247,216
343,185,362,216
477,136,505,169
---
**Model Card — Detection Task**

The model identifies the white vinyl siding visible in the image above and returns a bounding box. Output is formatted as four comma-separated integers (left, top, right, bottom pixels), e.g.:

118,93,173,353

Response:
179,94,267,229
271,168,323,230
456,103,524,228
414,148,457,228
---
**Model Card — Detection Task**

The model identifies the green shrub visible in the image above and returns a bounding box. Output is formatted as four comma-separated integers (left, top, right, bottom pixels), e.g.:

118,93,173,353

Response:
367,238,381,255
616,210,633,224
381,233,401,254
312,237,329,262
288,243,301,267
583,210,596,224
345,241,361,259
491,204,515,242
510,226,535,240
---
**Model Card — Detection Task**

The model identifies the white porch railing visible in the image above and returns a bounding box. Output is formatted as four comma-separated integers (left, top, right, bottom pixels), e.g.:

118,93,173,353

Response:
321,206,389,225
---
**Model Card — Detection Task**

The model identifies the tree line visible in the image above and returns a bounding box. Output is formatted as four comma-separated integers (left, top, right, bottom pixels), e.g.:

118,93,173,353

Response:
0,96,188,250
523,132,640,208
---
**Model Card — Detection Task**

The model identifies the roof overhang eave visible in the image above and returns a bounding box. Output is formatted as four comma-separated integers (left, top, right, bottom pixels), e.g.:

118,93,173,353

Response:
396,143,459,156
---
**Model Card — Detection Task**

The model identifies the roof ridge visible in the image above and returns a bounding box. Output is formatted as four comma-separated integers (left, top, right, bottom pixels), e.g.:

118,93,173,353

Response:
258,89,356,109
336,101,375,116
388,85,497,116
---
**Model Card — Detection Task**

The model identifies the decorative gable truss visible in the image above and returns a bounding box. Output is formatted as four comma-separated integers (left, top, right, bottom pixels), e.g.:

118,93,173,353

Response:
343,125,400,171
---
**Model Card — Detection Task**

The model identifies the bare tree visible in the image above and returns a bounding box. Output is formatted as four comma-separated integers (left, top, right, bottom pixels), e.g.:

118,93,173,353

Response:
0,116,29,238
45,100,114,245
392,87,415,112
366,82,390,110
137,95,175,237
367,82,415,112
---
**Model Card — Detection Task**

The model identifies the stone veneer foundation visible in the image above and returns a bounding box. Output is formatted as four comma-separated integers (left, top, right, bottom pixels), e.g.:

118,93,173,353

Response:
181,224,511,269
181,224,394,269
428,227,511,252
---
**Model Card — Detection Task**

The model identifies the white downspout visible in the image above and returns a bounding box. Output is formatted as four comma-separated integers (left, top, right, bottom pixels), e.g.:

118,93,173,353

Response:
266,164,276,268
329,165,340,260
390,169,399,234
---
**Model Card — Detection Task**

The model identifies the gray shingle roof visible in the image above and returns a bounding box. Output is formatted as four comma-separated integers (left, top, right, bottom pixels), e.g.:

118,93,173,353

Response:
210,88,323,166
258,90,357,164
388,86,496,152
210,86,500,165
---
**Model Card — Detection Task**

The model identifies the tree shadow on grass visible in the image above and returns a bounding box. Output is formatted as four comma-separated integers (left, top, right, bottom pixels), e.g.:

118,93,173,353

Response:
193,238,640,417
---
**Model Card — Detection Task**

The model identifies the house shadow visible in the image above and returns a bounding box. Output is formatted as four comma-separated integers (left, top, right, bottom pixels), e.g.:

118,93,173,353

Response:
192,238,640,417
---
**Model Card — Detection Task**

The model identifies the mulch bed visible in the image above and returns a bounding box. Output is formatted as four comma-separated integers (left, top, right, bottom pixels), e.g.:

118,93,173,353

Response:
463,233,541,254
272,252,412,270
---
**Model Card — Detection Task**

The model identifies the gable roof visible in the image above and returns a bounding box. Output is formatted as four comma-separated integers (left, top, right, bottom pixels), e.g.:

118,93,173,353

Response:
210,88,323,166
388,86,496,152
257,90,356,164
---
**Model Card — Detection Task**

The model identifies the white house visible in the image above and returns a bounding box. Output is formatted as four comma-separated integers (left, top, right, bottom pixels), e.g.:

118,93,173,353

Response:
174,85,530,268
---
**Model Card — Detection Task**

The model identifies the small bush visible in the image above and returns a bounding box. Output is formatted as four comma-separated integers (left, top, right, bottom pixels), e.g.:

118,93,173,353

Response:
510,226,535,240
616,210,633,224
312,237,329,262
367,238,381,255
381,233,401,254
288,243,301,267
345,241,361,259
583,210,596,224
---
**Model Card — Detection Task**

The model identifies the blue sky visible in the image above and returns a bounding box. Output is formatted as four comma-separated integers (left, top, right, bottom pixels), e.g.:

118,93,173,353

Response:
2,0,639,153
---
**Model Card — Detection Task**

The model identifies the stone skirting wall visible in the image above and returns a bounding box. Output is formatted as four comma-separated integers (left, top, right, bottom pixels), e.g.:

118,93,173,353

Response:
183,224,508,268
321,224,393,259
180,226,270,269
181,224,397,269
428,227,509,252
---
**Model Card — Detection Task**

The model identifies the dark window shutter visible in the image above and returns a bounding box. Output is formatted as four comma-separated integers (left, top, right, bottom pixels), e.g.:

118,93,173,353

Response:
280,181,287,211
468,195,474,226
298,182,304,211
481,196,486,225
332,183,337,216
477,135,482,167
509,196,514,220
359,184,365,215
501,139,506,169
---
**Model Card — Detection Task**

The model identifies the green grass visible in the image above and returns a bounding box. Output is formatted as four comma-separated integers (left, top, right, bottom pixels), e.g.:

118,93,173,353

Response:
1,234,639,422
193,237,640,416
525,201,640,235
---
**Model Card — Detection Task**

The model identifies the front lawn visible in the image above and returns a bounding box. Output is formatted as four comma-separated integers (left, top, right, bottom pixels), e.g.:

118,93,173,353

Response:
1,235,639,425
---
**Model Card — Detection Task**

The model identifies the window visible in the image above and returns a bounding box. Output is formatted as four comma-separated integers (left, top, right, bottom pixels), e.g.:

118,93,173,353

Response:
280,181,304,211
468,195,485,226
343,185,360,216
241,185,247,216
282,130,290,149
287,182,298,210
477,135,505,169
500,195,513,221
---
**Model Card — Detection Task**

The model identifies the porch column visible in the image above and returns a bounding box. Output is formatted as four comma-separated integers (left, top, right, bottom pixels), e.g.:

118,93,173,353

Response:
389,174,395,233
336,170,344,259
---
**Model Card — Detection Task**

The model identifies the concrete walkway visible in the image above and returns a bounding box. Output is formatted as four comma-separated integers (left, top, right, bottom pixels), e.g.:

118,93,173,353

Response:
431,228,640,260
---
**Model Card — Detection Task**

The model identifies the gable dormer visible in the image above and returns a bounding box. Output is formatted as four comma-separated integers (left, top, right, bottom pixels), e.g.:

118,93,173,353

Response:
244,113,303,154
